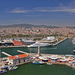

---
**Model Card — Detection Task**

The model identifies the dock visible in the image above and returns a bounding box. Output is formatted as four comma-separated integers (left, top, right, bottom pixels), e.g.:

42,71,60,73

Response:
17,50,29,55
1,51,75,69
53,38,67,46
2,52,12,56
0,45,27,48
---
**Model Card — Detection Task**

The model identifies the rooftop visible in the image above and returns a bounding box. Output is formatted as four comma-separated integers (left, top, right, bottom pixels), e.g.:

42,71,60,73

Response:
8,54,28,59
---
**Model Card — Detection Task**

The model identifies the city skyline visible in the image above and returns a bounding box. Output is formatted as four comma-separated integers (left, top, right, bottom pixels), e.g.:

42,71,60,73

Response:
0,0,75,26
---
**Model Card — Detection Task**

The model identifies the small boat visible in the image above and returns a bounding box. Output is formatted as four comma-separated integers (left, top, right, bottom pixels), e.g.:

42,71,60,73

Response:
73,50,75,53
32,61,39,64
0,69,7,74
8,65,18,71
42,59,48,62
32,61,44,65
39,61,44,64
46,62,52,65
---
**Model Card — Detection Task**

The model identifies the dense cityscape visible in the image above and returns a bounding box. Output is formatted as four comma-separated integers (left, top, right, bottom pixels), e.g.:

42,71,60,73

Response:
0,26,75,38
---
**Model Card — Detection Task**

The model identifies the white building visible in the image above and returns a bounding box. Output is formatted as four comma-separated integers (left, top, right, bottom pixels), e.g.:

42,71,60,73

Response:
8,54,30,65
47,36,55,41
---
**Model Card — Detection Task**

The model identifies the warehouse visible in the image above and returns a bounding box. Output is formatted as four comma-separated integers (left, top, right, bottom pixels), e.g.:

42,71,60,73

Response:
8,54,30,65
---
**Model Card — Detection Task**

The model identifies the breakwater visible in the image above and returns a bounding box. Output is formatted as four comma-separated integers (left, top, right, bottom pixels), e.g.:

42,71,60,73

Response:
53,38,67,46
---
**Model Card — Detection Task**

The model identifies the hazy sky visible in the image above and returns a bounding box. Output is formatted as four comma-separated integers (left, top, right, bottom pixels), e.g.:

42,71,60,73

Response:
0,0,75,26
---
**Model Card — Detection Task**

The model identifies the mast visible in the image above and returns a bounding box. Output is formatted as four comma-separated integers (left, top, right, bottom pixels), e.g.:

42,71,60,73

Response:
0,48,1,61
30,48,31,56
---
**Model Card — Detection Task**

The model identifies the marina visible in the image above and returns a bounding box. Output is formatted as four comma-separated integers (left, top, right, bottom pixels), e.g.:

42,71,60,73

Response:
0,38,75,75
1,0,75,75
0,37,67,48
52,38,67,46
0,44,75,69
1,51,75,68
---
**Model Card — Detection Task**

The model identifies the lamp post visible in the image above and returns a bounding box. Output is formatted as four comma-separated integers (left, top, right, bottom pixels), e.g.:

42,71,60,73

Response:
37,45,41,56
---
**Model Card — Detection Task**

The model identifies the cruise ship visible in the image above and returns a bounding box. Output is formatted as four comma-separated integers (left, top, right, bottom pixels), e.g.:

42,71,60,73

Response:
0,39,13,46
72,38,75,44
27,42,52,47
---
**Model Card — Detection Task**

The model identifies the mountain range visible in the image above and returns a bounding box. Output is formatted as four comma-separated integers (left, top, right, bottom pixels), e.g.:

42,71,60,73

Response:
0,23,59,28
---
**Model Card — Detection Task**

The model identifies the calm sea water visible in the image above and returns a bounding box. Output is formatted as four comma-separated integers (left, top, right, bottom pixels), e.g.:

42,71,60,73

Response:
1,38,75,75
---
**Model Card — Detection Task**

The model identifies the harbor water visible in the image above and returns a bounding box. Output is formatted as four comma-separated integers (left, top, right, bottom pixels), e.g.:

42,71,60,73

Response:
1,38,75,75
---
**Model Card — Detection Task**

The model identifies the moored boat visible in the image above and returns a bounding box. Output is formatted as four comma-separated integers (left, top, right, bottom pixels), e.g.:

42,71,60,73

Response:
46,62,52,65
8,65,18,71
32,61,44,65
42,59,48,62
0,69,7,74
27,41,52,48
32,61,39,64
73,50,75,53
39,61,44,64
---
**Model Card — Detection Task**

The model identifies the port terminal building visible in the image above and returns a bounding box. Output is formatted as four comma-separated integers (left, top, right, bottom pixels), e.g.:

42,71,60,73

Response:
8,54,30,65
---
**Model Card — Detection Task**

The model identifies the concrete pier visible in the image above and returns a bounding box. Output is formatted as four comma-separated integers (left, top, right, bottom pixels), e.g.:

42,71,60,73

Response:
2,52,12,56
53,38,67,46
17,50,29,55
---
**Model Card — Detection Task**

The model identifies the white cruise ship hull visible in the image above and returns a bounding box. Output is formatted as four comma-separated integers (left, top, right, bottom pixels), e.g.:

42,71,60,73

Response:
27,42,52,48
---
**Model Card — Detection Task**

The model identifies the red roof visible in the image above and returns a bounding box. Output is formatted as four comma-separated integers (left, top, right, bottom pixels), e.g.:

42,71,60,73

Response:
8,54,28,60
13,41,24,46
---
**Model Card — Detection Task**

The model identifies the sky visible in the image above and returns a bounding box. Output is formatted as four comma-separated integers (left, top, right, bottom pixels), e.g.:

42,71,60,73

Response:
0,0,75,26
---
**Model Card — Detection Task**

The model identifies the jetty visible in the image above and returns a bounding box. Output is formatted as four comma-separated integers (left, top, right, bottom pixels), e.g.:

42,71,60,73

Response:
53,38,67,46
17,50,29,55
2,52,12,56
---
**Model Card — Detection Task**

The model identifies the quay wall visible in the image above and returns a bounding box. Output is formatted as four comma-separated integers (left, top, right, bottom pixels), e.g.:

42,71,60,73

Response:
0,38,67,48
53,38,67,46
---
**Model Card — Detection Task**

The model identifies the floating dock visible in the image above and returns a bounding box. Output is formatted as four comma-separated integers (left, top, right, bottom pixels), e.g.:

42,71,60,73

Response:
2,52,12,56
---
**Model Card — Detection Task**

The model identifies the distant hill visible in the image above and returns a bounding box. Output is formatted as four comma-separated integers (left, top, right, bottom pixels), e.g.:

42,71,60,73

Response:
66,26,75,28
0,23,59,28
